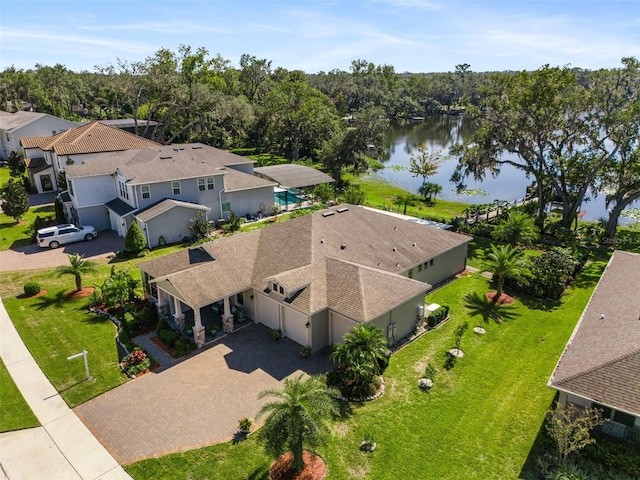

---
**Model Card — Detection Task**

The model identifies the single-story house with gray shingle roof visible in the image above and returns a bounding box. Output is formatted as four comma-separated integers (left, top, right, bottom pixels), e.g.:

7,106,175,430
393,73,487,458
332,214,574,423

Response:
548,250,640,442
64,143,276,243
138,204,471,350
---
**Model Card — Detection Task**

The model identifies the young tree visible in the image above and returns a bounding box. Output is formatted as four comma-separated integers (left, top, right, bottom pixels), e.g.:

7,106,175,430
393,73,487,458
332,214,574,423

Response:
56,253,98,292
340,184,366,205
312,183,334,204
418,182,443,204
409,143,446,202
545,404,604,465
188,211,212,241
258,374,339,474
7,150,26,178
491,211,539,245
125,222,147,254
481,244,531,303
1,178,29,223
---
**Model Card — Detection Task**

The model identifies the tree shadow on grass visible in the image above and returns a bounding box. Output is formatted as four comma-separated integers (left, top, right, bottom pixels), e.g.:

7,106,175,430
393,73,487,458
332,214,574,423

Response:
515,293,560,312
463,292,519,323
245,467,270,480
518,393,558,479
32,290,68,311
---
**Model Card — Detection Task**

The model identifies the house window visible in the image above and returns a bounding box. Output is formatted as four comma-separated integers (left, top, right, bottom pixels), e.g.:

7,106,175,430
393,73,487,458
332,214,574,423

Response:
408,268,414,278
68,180,74,197
272,282,279,292
207,177,215,190
141,185,150,199
237,292,244,305
222,202,231,212
424,261,429,269
197,177,215,191
119,181,129,200
418,264,423,272
198,178,206,191
172,181,181,195
613,410,635,427
430,259,434,266
279,286,284,295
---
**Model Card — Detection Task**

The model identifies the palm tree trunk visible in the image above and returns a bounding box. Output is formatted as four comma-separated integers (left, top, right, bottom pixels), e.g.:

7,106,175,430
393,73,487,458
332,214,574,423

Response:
293,433,304,472
75,273,82,291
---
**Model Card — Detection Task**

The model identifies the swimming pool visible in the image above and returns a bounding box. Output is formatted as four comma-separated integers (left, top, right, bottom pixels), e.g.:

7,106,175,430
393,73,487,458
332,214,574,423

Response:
274,190,306,205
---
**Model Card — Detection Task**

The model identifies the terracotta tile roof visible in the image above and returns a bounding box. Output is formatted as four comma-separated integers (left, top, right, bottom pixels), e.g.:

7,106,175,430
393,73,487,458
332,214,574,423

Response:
135,199,210,223
139,205,467,319
20,121,159,155
549,250,640,415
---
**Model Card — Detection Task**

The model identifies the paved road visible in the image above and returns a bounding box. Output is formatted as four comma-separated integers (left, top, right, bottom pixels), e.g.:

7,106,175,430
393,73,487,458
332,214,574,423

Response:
0,230,124,271
75,323,333,465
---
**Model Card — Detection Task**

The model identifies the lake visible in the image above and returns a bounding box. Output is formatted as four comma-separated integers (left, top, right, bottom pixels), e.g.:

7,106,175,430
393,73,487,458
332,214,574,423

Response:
370,116,636,223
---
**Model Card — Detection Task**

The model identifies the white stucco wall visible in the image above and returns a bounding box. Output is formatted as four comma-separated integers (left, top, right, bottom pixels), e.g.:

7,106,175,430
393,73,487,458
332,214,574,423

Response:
70,175,116,208
3,115,77,160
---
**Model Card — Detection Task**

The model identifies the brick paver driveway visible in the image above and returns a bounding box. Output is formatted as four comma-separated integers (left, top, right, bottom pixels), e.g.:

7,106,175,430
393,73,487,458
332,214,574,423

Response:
75,324,333,465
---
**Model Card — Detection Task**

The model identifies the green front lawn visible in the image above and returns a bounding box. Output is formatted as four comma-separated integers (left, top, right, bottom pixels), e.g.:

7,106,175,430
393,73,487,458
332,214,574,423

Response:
0,358,40,432
126,252,609,479
0,204,56,250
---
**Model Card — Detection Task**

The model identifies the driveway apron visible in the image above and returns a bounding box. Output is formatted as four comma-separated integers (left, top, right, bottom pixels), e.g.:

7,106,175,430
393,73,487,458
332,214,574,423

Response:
74,324,333,464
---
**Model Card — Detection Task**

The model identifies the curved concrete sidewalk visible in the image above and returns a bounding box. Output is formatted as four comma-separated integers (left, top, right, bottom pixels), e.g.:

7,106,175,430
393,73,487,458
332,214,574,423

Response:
0,297,131,480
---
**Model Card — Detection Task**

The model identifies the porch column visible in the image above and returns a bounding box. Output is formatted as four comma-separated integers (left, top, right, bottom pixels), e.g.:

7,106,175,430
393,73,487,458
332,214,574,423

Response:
221,296,234,333
173,297,184,331
193,308,205,348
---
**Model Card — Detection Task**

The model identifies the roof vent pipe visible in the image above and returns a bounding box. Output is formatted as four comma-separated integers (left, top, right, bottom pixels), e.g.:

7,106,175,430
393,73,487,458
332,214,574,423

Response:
599,314,605,321
341,244,346,250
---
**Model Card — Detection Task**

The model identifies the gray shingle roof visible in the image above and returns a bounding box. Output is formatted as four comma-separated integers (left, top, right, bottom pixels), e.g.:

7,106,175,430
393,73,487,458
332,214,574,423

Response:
549,250,640,416
105,198,136,217
139,205,469,320
134,199,210,223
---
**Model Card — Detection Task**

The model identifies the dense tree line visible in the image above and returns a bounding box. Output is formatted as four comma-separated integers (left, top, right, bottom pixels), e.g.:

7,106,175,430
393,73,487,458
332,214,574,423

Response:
1,49,637,235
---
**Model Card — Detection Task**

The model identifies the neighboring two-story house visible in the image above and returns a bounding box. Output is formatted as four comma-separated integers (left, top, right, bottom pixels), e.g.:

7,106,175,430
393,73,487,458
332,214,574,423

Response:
548,250,640,442
20,121,160,193
0,111,80,189
138,204,471,350
64,143,277,246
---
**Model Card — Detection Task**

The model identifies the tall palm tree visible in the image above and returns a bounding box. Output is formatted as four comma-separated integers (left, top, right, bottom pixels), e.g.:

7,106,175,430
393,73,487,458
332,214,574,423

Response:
257,374,339,474
393,192,415,215
56,253,99,292
491,210,539,245
481,244,531,302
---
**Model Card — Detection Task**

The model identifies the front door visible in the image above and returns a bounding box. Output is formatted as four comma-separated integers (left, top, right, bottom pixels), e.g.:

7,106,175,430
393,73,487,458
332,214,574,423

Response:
40,174,53,192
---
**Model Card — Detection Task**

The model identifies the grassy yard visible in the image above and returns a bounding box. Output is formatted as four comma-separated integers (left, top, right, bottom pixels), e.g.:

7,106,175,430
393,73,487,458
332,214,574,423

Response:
0,358,40,432
125,251,609,480
0,204,56,250
350,175,468,221
0,252,172,408
466,236,543,269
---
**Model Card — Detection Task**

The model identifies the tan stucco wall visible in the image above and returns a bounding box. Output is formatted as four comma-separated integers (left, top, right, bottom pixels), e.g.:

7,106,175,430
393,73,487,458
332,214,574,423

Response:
369,292,426,345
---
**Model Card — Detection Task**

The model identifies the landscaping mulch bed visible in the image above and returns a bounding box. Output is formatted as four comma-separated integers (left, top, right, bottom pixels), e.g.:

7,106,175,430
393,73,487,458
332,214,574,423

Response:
269,451,327,480
17,289,48,299
150,335,173,356
65,287,95,299
485,292,515,305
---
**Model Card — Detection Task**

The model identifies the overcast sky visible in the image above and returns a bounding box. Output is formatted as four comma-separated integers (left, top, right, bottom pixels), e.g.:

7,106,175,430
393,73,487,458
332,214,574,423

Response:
1,0,638,73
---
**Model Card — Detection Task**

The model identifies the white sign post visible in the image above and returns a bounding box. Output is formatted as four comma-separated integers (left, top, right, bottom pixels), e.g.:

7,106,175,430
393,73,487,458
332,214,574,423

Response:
67,350,90,379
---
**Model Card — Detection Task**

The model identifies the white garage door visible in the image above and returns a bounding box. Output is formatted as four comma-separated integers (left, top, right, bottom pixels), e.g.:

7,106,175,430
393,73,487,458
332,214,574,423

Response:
331,313,358,345
257,295,280,330
282,307,309,347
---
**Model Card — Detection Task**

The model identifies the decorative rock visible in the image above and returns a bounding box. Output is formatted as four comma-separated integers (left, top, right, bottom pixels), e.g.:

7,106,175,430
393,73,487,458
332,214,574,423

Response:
449,348,465,358
221,314,234,333
473,326,486,335
418,378,433,390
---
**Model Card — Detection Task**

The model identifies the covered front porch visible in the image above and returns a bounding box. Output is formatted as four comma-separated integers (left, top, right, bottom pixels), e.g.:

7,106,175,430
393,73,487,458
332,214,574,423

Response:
154,285,250,348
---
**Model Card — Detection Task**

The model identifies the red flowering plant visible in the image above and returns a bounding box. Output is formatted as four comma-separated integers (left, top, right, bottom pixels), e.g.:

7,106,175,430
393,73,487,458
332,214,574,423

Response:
119,347,151,376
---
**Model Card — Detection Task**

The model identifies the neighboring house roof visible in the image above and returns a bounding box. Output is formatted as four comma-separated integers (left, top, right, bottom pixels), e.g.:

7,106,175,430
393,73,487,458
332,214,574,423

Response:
549,250,640,416
98,119,160,129
0,111,76,132
254,164,335,188
139,205,470,320
105,198,136,217
20,121,160,155
66,143,276,190
134,198,210,223
24,157,50,174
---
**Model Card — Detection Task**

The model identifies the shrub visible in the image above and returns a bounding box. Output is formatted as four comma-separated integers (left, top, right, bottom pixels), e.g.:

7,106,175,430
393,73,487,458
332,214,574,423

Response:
125,222,147,254
158,328,179,347
238,417,254,432
156,315,169,333
23,281,41,296
171,338,194,358
428,305,449,327
119,347,151,376
138,306,155,328
424,362,437,380
271,328,282,340
299,346,312,358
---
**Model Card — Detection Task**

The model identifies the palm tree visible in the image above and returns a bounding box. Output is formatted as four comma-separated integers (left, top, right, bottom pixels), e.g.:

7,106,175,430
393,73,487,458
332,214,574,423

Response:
491,211,539,245
257,374,339,474
330,323,389,396
481,244,531,302
393,192,415,215
56,253,99,292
